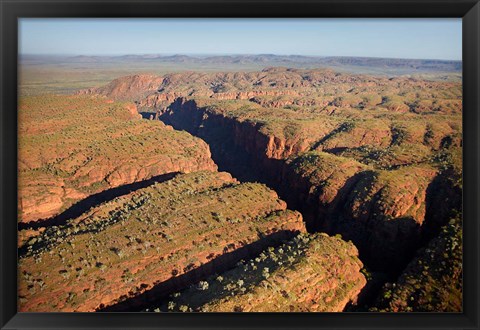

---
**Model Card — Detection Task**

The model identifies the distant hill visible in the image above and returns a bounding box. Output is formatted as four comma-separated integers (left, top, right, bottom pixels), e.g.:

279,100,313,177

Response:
20,54,462,75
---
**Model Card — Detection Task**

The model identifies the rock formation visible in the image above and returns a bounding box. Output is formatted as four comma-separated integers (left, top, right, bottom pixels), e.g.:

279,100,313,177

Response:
19,66,462,312
18,171,305,312
152,96,461,274
147,233,366,312
371,213,462,312
18,95,216,224
76,74,164,101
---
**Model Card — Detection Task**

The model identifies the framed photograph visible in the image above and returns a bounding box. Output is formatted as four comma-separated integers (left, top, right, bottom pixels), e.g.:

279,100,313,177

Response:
1,0,479,329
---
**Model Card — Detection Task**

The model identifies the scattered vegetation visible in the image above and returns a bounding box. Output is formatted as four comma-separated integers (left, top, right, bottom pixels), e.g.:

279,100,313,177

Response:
18,94,214,223
18,64,462,313
18,171,304,312
145,233,366,312
371,213,462,312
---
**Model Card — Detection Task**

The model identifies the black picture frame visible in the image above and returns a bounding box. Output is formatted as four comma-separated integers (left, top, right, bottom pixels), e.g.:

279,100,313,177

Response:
1,0,479,329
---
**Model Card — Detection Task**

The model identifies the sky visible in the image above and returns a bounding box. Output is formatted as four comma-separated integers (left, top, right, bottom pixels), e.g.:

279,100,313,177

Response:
19,18,462,60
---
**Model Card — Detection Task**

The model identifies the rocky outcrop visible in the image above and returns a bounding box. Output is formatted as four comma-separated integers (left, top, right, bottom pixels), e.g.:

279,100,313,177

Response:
315,124,392,152
18,95,217,224
210,89,299,101
18,171,305,312
139,92,184,110
147,233,366,312
76,74,164,101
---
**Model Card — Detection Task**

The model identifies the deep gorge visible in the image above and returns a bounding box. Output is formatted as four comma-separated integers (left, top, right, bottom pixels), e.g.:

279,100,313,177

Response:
154,99,400,269
140,97,462,309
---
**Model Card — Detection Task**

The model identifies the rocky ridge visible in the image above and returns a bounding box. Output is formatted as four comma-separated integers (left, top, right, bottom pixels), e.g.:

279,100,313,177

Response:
18,95,216,224
147,233,366,312
19,171,305,312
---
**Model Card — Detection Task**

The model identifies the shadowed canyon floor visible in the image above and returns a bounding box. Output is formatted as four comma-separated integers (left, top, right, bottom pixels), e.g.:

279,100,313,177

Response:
18,66,462,312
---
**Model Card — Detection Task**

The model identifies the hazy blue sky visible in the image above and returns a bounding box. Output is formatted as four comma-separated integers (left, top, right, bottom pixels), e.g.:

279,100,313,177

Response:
19,18,462,60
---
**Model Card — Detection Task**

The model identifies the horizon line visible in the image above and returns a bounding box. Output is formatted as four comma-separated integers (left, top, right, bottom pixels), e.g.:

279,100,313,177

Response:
20,53,463,62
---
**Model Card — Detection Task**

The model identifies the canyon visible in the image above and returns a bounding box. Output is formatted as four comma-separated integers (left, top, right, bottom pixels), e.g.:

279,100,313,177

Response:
18,66,462,312
78,69,461,273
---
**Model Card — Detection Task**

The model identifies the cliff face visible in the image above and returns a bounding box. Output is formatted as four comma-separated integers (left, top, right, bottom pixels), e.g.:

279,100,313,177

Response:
371,213,462,312
18,95,217,224
163,98,313,161
18,171,305,312
285,152,444,262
